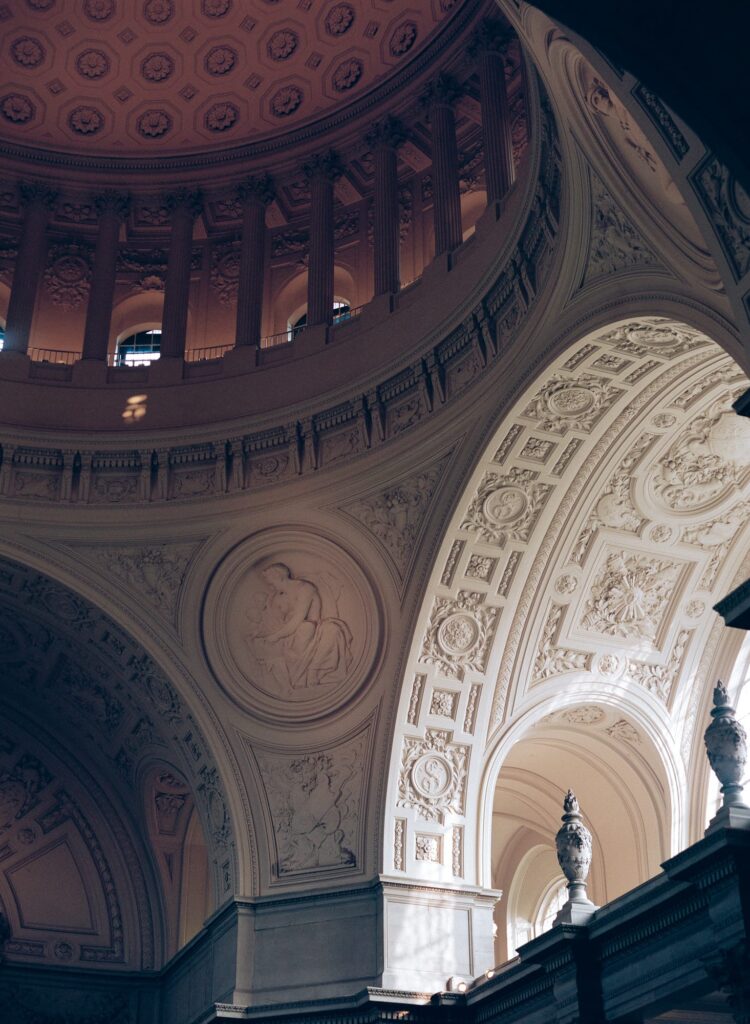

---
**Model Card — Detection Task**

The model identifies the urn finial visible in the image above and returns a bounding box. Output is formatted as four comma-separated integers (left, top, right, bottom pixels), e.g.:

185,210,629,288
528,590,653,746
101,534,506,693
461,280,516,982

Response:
704,680,749,833
553,789,597,925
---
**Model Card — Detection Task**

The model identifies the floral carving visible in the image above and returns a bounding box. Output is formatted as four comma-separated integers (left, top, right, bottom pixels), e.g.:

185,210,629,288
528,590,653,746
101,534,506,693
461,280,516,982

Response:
143,0,173,23
69,106,104,135
43,243,92,310
325,2,354,35
11,37,46,68
80,543,198,623
466,554,495,581
430,689,457,718
606,719,641,744
415,834,440,861
651,400,750,512
694,156,750,281
626,628,690,703
268,29,298,60
141,53,174,82
205,45,237,75
420,591,499,680
571,432,654,564
202,0,231,13
205,101,238,131
390,21,417,56
460,467,552,546
137,109,172,138
210,241,241,304
0,94,35,124
257,735,365,874
584,172,657,280
76,49,110,79
344,460,447,578
398,728,468,823
562,705,605,725
270,84,303,117
84,0,115,19
581,551,682,644
601,318,708,359
332,57,363,91
532,605,591,684
523,373,624,435
197,766,231,847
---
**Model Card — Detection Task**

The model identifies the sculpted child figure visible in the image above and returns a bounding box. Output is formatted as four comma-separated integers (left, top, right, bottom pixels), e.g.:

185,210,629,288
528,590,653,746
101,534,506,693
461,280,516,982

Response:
246,562,353,692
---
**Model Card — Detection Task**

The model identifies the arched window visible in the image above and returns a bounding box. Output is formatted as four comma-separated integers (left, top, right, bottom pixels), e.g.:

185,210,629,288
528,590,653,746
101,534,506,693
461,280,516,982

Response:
533,878,569,935
287,299,351,341
115,327,162,366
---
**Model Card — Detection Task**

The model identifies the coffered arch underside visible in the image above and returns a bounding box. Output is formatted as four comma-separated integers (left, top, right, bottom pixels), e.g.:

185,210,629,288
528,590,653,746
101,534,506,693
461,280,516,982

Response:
0,550,252,964
385,314,750,896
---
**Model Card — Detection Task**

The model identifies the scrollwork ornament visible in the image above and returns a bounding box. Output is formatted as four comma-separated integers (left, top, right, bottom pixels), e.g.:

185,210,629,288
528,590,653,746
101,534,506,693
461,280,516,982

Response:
704,681,748,819
43,243,93,310
398,728,468,823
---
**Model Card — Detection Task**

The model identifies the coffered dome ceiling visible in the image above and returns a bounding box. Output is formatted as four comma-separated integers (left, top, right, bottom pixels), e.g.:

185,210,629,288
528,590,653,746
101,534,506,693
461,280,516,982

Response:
0,0,469,165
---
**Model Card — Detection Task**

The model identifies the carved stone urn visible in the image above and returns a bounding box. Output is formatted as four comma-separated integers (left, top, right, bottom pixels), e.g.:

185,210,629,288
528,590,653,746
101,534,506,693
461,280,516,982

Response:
704,680,750,833
553,790,597,925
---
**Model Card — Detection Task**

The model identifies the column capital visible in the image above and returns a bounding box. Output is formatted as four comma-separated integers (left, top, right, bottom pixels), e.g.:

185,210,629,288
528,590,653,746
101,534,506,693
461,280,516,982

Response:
164,188,203,217
93,190,131,220
237,174,275,207
420,72,462,113
365,115,407,153
467,18,513,59
18,181,58,211
303,150,343,183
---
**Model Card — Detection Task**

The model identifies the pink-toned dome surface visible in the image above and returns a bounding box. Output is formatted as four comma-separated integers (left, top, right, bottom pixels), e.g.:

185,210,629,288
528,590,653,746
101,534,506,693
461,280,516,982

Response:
0,0,463,160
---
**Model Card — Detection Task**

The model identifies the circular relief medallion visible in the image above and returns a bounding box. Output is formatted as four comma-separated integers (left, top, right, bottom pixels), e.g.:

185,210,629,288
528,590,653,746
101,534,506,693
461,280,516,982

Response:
411,753,452,799
547,385,595,417
202,530,381,721
437,612,479,656
482,485,527,525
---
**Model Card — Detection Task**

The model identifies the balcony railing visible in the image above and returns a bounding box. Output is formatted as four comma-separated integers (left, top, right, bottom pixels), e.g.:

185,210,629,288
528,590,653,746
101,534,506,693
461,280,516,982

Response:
29,348,79,365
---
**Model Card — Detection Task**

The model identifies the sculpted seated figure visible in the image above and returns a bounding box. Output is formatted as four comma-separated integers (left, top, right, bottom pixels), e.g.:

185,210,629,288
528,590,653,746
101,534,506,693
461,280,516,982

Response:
245,563,353,692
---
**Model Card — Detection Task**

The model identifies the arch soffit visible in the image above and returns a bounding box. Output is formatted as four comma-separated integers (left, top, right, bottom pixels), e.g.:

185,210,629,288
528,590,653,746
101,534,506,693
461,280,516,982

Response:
384,314,750,890
0,545,254,901
0,704,163,971
504,1,750,371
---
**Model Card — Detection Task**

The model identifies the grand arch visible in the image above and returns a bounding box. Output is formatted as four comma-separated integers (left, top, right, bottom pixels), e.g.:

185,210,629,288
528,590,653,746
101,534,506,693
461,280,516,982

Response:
383,315,750,980
0,552,249,967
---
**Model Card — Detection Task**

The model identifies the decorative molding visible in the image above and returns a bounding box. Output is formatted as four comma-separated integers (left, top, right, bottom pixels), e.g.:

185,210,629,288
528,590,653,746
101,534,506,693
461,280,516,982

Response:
397,728,468,823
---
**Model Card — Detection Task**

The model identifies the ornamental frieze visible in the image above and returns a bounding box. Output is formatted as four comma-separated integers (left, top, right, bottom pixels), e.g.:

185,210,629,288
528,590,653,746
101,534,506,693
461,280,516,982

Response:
460,467,552,546
397,728,468,824
420,591,499,680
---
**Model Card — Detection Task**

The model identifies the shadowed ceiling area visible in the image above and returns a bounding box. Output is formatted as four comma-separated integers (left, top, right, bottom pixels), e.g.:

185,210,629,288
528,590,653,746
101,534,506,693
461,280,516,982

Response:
0,556,232,965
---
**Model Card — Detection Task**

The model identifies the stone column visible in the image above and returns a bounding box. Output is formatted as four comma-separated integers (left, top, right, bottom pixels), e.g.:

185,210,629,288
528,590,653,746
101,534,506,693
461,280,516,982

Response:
422,74,463,256
304,151,341,327
161,189,202,360
469,20,515,205
366,117,405,296
81,192,130,361
235,175,274,350
3,183,57,355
